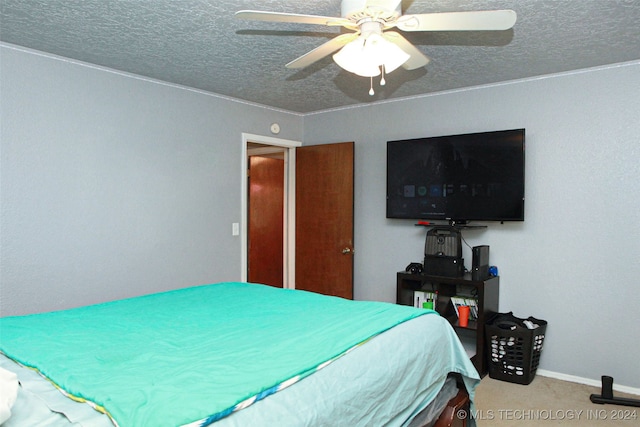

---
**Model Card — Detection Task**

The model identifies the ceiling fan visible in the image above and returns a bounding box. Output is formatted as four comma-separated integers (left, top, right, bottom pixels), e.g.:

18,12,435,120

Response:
236,0,517,95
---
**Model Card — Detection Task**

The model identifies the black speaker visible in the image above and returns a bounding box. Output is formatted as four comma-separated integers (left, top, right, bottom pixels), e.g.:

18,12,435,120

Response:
472,245,490,280
425,227,462,258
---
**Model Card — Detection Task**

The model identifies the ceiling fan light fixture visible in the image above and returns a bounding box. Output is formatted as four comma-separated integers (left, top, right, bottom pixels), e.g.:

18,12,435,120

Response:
333,32,409,77
369,33,410,73
333,37,380,77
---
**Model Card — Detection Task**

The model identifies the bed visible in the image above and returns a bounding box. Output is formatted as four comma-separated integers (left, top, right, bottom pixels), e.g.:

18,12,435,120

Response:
0,282,480,427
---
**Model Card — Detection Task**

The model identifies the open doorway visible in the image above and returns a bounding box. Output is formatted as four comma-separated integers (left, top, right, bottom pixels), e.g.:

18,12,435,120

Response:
240,134,355,298
240,133,301,289
247,146,284,287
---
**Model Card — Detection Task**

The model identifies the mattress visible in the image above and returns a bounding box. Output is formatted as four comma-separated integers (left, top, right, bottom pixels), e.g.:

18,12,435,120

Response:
0,282,480,426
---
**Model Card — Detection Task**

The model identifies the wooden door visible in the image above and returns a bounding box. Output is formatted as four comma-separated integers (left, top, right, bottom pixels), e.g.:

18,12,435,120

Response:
248,156,284,287
295,142,354,299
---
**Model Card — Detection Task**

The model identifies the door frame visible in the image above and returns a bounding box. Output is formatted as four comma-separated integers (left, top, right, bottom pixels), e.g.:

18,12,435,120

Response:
240,133,301,289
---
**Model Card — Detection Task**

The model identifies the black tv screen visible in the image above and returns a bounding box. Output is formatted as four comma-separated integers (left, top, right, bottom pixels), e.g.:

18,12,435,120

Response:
387,129,525,222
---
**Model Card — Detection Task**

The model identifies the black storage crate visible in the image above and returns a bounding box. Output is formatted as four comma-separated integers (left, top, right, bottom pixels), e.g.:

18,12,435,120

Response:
485,312,547,385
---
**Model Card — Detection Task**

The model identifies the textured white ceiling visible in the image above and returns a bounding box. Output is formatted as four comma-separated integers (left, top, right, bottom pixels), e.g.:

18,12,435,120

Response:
2,0,639,113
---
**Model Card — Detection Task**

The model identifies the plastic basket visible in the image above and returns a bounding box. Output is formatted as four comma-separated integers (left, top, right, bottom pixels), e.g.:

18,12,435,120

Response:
485,312,547,385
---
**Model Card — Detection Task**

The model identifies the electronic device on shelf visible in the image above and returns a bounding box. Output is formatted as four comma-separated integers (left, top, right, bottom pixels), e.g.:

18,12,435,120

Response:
386,128,525,223
423,226,464,277
472,245,490,280
405,262,423,275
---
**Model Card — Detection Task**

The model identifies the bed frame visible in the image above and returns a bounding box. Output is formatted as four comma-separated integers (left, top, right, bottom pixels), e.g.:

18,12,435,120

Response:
432,386,471,427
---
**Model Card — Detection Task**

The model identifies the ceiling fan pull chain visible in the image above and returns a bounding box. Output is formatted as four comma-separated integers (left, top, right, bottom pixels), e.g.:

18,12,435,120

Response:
380,65,386,86
369,76,375,96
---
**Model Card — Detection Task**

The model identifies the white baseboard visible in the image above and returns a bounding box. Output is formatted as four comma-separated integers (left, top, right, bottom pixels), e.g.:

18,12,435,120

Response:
537,369,640,397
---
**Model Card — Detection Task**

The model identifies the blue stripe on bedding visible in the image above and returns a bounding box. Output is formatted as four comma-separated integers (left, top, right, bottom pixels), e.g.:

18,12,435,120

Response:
0,282,435,426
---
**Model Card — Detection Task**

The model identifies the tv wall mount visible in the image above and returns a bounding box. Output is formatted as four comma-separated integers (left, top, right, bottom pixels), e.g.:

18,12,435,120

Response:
415,220,487,230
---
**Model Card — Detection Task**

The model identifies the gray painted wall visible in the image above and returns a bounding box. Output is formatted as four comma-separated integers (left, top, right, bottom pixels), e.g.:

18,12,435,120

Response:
303,61,640,388
0,45,302,316
2,44,639,389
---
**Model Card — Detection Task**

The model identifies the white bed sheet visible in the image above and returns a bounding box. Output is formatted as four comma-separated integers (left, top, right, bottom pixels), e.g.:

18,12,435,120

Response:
1,313,479,427
214,313,479,427
0,354,113,427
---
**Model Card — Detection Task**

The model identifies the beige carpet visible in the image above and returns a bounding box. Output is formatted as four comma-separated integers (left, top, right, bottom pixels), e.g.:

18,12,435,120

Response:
473,374,639,426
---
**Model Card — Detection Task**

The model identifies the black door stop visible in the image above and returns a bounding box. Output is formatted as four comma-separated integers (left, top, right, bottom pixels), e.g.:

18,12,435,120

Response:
590,376,640,407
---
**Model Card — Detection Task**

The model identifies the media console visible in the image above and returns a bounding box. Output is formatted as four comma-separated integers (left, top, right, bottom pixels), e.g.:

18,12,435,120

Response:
396,272,499,376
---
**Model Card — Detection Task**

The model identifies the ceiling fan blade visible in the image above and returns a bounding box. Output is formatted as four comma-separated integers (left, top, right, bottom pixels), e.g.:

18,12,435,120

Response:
396,10,517,32
382,32,430,70
286,33,359,69
235,10,351,27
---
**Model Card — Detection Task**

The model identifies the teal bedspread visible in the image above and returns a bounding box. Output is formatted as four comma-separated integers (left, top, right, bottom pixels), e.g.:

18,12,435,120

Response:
0,282,433,426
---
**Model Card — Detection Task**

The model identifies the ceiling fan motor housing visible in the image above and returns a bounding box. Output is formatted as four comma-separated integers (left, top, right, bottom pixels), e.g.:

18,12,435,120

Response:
341,0,401,21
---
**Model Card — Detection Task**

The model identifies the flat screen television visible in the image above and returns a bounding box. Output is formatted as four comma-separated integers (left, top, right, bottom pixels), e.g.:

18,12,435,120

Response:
387,129,525,222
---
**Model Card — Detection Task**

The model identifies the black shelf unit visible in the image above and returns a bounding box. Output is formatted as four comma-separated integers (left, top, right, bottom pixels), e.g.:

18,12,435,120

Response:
396,272,499,376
